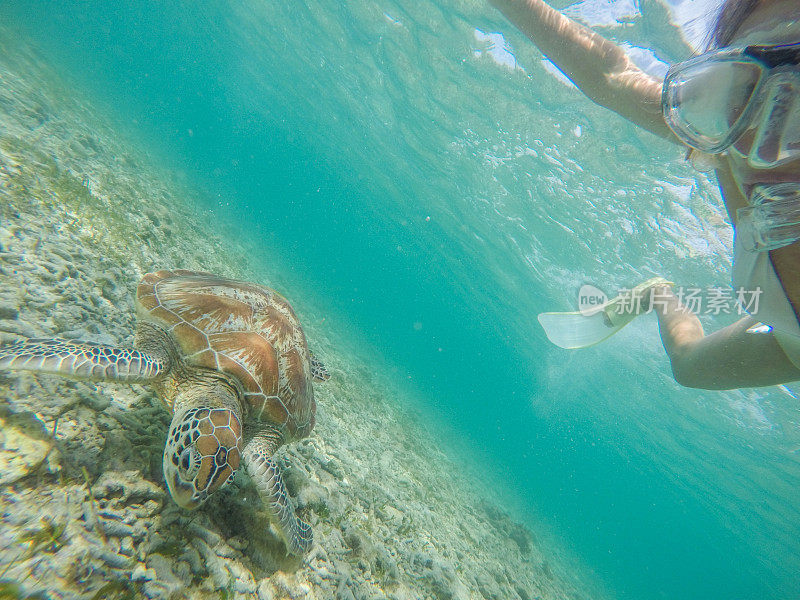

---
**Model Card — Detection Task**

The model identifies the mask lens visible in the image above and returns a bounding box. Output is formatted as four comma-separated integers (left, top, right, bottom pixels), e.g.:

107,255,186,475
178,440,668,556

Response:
666,59,762,150
749,73,800,168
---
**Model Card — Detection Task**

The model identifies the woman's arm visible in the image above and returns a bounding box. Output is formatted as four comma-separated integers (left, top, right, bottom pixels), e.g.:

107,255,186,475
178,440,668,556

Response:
490,0,678,141
647,286,800,389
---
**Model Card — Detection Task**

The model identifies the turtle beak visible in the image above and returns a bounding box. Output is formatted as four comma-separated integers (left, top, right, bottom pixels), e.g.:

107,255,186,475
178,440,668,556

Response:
164,470,203,510
163,442,206,510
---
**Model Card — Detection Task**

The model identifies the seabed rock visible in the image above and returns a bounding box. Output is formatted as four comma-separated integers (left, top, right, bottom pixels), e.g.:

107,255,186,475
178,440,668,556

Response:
0,412,52,485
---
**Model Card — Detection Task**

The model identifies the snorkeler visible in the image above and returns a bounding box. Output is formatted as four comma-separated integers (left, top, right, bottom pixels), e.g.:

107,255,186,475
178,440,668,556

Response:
489,0,800,389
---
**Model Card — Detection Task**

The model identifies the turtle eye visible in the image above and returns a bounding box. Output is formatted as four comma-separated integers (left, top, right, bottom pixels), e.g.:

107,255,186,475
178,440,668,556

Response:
178,446,200,479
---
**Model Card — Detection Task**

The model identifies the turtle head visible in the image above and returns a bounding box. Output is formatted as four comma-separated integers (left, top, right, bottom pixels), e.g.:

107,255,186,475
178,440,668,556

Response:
163,406,243,509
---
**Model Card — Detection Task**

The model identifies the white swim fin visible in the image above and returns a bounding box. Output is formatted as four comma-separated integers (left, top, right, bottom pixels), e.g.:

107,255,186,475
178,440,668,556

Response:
537,277,673,349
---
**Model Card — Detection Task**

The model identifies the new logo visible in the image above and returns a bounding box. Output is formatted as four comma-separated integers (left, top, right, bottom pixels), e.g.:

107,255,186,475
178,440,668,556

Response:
578,284,608,315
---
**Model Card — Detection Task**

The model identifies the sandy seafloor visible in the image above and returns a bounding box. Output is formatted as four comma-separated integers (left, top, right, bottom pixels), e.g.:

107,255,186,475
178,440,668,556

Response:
0,25,582,600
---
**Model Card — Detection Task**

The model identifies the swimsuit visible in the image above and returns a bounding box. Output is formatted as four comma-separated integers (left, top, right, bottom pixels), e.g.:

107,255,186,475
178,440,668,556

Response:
733,234,800,369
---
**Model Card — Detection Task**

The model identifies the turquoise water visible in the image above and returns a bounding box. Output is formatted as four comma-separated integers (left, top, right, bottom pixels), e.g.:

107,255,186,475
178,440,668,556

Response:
7,1,800,599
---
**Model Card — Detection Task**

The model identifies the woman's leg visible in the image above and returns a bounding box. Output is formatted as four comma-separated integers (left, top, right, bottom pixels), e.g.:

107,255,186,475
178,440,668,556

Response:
648,285,800,389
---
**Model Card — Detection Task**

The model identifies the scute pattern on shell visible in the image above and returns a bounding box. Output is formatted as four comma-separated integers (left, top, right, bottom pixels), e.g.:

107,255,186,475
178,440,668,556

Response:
136,269,315,439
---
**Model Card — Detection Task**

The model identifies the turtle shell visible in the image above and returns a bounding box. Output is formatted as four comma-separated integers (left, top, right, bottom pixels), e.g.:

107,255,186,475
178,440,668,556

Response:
136,269,315,440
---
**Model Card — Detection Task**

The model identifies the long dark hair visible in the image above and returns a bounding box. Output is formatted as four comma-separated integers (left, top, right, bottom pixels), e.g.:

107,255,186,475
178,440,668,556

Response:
708,0,762,49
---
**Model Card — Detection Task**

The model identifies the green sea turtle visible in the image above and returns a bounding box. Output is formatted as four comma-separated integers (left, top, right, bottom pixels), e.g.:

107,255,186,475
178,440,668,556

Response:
0,269,329,555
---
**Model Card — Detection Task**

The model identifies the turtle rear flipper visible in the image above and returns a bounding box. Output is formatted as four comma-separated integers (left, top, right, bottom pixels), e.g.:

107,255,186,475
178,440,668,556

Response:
0,338,166,383
309,351,330,382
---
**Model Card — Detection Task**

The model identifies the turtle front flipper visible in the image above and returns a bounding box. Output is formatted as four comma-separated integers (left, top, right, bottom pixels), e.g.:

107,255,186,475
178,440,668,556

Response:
0,338,166,383
243,433,313,555
309,351,330,382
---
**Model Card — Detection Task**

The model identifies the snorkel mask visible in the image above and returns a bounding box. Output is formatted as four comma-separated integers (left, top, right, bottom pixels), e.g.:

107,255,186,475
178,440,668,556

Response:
662,42,800,251
737,183,800,251
663,42,800,168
